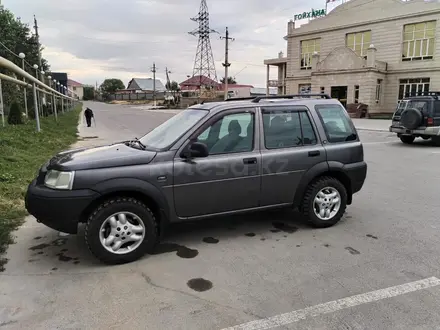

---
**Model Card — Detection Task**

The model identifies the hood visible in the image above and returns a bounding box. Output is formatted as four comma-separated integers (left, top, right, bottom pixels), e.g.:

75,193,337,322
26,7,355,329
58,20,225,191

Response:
48,143,157,171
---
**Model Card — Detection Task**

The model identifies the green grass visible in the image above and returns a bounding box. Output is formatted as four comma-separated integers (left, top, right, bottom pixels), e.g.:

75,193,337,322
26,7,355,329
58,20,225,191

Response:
0,105,82,270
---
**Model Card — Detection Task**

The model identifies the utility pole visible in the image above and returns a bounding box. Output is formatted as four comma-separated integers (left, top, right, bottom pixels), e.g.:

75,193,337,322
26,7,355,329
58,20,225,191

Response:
33,15,43,70
221,27,234,100
151,63,156,107
34,15,44,112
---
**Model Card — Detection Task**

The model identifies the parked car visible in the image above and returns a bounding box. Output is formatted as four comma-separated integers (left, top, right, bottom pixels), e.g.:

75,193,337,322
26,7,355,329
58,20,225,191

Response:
389,91,440,144
25,94,367,264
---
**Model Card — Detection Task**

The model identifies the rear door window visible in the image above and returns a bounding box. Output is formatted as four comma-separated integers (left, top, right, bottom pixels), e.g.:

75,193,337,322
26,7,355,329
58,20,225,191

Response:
262,107,318,149
315,104,357,143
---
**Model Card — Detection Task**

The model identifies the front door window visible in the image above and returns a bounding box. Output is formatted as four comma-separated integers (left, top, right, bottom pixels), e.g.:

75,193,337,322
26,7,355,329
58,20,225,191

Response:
197,112,254,155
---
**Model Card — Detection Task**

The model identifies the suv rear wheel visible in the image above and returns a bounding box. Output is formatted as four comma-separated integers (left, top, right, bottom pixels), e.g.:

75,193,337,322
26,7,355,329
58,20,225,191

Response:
400,135,415,144
301,176,347,228
85,197,158,264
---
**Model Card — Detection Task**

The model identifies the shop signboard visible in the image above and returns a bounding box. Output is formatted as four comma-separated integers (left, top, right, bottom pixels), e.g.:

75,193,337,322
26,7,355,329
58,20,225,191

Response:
294,8,326,21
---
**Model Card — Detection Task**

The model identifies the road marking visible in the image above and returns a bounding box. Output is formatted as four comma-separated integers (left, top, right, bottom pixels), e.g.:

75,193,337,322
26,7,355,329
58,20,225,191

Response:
220,277,440,330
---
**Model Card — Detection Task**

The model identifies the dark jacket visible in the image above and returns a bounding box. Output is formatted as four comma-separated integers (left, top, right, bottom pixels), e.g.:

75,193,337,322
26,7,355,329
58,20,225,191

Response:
84,108,94,118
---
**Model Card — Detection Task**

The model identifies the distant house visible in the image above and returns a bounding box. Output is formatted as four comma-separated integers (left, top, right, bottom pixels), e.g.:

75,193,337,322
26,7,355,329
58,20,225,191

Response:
126,78,166,92
51,72,68,95
67,79,84,100
180,75,220,91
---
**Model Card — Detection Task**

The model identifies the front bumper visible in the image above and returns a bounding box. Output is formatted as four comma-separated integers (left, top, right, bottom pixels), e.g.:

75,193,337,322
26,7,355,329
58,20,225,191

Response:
389,125,440,136
25,179,100,234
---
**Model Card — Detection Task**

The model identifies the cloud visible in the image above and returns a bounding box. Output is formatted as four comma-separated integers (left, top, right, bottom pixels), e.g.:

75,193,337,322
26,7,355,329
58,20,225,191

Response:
4,0,331,87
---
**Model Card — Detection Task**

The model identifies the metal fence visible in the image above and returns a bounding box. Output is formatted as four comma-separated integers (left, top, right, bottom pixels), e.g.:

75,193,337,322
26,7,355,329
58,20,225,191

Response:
0,55,80,132
109,92,166,101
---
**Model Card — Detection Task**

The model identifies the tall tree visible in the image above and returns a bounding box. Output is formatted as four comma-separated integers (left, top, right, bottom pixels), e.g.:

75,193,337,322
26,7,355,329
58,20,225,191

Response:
83,86,95,100
220,77,237,84
0,7,50,115
100,79,125,100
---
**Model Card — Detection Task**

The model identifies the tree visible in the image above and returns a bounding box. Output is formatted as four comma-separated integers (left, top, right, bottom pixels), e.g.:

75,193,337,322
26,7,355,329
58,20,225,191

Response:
220,77,237,84
0,8,51,113
165,81,180,105
99,79,125,100
83,86,95,101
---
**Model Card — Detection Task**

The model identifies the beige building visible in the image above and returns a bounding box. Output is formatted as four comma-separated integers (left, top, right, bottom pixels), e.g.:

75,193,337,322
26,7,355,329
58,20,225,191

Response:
67,79,84,100
264,0,440,114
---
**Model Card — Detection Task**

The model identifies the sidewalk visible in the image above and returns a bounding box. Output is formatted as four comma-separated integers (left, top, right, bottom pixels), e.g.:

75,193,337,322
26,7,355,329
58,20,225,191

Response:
74,107,128,148
351,118,390,132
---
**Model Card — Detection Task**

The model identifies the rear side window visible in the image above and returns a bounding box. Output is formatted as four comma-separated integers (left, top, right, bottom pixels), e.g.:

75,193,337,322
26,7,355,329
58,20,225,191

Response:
262,108,317,149
315,104,357,143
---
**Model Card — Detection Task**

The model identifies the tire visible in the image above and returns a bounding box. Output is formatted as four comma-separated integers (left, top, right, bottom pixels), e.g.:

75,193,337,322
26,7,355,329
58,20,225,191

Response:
301,176,347,228
432,136,440,145
400,135,415,144
400,108,422,129
85,197,158,265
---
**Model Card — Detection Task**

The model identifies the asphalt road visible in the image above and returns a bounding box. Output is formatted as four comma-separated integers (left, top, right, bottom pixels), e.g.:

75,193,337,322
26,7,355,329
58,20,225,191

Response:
2,101,440,330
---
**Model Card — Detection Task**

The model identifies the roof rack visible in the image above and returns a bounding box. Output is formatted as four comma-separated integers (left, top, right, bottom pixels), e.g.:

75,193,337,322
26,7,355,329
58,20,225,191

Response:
225,97,257,101
404,91,440,97
251,94,331,103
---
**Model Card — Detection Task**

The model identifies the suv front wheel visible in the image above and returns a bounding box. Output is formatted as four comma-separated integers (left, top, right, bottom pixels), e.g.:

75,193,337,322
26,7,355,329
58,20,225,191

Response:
301,176,347,228
85,197,158,264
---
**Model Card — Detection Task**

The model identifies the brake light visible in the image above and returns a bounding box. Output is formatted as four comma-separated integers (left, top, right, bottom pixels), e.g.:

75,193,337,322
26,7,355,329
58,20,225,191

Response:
427,117,434,126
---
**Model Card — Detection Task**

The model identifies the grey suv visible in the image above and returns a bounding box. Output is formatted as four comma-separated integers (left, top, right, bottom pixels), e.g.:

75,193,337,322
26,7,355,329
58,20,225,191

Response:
389,91,440,144
25,94,367,264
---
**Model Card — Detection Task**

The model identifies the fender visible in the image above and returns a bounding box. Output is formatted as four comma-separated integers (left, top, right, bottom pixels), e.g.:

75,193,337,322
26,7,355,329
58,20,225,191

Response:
91,178,171,222
293,161,354,207
293,162,329,208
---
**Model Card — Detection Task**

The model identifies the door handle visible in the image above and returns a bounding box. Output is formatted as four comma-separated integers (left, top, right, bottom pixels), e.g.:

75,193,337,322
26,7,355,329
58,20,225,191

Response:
308,150,320,157
243,157,257,164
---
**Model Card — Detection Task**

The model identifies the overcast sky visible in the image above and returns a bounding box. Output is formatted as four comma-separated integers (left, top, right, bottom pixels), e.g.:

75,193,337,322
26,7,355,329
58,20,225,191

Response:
4,0,341,88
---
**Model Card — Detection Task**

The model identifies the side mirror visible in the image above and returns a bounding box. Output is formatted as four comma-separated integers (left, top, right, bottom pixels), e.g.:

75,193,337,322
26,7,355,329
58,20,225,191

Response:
181,141,209,158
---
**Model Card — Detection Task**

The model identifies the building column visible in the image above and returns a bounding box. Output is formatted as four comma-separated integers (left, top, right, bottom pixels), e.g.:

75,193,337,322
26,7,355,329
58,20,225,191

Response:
266,65,270,96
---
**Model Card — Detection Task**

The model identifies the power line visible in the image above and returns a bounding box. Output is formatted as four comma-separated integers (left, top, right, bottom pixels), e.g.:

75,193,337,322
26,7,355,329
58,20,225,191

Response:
0,40,39,70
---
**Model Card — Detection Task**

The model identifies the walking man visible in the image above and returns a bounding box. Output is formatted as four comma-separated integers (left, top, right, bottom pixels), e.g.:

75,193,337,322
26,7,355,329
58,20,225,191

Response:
84,107,94,127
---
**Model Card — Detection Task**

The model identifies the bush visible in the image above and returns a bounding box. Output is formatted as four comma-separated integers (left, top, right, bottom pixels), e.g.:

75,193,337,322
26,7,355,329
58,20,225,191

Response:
7,102,23,125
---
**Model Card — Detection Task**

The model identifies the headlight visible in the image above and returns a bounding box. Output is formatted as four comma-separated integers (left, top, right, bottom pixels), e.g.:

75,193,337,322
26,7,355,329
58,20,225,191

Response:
44,170,75,190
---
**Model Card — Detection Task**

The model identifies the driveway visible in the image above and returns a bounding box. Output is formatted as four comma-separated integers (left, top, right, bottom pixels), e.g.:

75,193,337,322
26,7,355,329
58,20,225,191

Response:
1,101,440,329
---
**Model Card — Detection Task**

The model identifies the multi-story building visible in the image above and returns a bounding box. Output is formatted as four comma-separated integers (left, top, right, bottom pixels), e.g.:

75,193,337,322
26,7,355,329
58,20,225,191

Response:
264,0,440,115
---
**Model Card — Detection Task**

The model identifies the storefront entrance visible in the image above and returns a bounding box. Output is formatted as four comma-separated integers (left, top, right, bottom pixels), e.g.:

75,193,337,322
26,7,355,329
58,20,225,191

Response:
331,86,348,107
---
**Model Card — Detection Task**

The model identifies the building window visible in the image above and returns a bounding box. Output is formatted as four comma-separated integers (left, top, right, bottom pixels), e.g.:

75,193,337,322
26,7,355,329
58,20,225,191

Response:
299,84,311,94
376,79,382,103
73,86,77,91
320,87,325,94
402,21,436,61
346,31,371,58
398,78,430,100
354,85,360,103
300,38,320,69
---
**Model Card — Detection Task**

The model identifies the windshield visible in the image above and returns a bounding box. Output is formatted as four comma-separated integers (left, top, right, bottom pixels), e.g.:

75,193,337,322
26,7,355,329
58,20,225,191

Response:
395,100,429,116
139,109,208,150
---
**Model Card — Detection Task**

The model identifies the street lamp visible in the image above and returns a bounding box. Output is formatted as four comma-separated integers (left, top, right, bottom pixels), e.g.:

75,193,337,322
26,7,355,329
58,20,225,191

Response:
33,64,38,77
18,53,28,117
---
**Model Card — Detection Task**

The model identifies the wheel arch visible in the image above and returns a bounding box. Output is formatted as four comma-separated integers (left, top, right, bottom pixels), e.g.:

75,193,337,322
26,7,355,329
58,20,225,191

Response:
293,161,353,208
80,178,171,236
